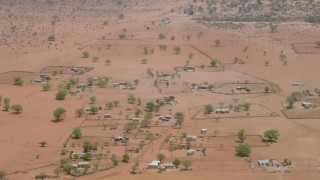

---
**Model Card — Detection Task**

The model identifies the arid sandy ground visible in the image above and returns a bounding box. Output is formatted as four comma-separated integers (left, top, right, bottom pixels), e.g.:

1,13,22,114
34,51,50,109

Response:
0,0,320,179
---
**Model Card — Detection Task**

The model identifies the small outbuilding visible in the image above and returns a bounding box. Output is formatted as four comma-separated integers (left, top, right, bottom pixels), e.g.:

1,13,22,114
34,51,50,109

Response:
186,135,197,141
200,129,208,134
78,161,91,168
187,149,195,156
257,159,269,167
148,160,161,169
302,102,312,109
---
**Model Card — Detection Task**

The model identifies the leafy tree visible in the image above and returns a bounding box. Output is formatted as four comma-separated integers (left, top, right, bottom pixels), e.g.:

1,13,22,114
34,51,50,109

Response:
60,158,71,167
113,100,119,107
172,159,181,167
144,112,153,120
135,108,142,116
56,90,67,100
286,96,295,109
39,141,47,147
264,129,280,142
75,109,84,118
105,59,112,65
265,86,270,93
82,51,90,58
159,33,166,39
3,98,10,111
0,171,6,180
236,144,251,157
204,104,213,114
42,83,51,91
243,103,251,111
11,104,23,114
111,154,119,165
89,106,99,114
48,35,55,41
13,77,23,86
269,23,278,33
264,61,269,66
316,41,320,48
83,141,92,153
124,122,137,133
73,127,82,139
237,129,246,143
214,39,221,47
87,77,95,86
173,46,181,54
128,94,136,104
143,47,149,54
210,58,218,67
53,168,61,178
146,101,156,112
89,96,96,104
83,153,92,161
122,153,130,163
157,153,165,162
181,159,192,170
140,119,150,128
53,107,67,121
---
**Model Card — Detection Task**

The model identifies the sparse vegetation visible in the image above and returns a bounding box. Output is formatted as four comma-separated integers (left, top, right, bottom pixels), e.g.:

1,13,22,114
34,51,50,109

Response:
53,107,67,121
264,129,280,142
236,144,251,157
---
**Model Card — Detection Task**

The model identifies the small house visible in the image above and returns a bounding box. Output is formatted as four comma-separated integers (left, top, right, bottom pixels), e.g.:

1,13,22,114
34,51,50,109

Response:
236,86,247,91
148,160,161,169
78,161,91,168
200,129,208,134
258,159,269,167
186,135,197,141
215,108,230,114
183,66,195,71
104,113,112,118
131,117,140,121
160,163,176,169
159,115,172,121
72,151,85,159
77,84,87,89
187,149,195,156
292,83,303,87
302,102,312,109
114,136,123,142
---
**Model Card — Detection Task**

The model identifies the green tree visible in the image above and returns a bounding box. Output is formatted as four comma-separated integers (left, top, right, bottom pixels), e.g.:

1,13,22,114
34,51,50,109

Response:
265,86,270,93
48,34,55,41
243,103,251,111
82,51,90,58
316,40,320,48
144,112,153,120
140,119,150,128
173,46,181,54
204,104,213,114
89,106,99,114
42,83,51,91
60,158,71,167
0,171,6,180
264,129,280,142
128,94,136,104
210,58,218,67
237,129,246,143
181,159,192,170
157,153,165,162
236,144,251,157
159,33,166,39
39,141,47,147
89,96,96,104
76,109,84,118
143,47,149,54
172,159,181,168
135,108,142,117
13,77,23,86
111,154,119,165
146,101,156,112
3,98,10,111
11,104,23,114
56,90,67,100
73,127,82,139
84,153,93,161
83,141,92,153
122,153,130,163
87,77,95,86
124,122,137,133
286,96,295,109
214,39,221,47
269,23,278,33
53,107,67,121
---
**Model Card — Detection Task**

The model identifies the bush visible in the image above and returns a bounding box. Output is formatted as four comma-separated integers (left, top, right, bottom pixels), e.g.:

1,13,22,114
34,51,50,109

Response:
172,159,180,167
146,101,156,112
204,104,213,114
264,129,280,142
39,141,47,147
73,127,82,139
210,58,218,67
3,98,10,111
82,51,90,58
53,107,67,121
13,77,23,86
122,153,130,163
89,106,99,114
42,83,51,91
157,153,165,162
11,104,23,114
83,141,92,153
56,90,67,100
83,153,92,161
235,144,251,157
48,35,55,41
181,159,192,169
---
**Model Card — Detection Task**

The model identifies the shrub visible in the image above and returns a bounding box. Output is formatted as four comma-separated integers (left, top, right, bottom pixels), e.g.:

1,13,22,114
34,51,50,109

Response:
264,129,280,142
53,107,67,121
122,153,130,163
73,127,82,139
56,90,67,100
82,51,90,58
235,144,251,157
42,83,51,91
11,104,23,114
48,35,55,41
13,77,23,86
